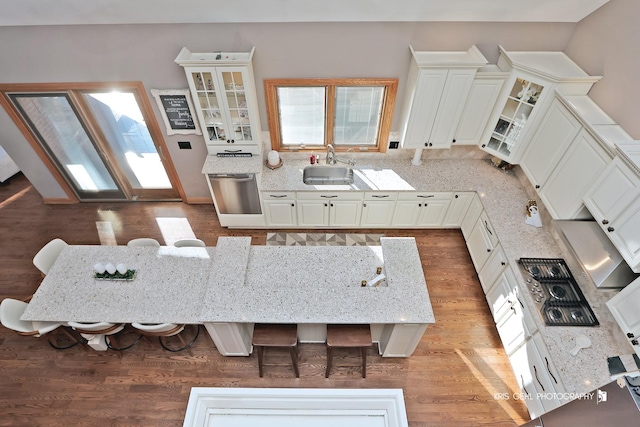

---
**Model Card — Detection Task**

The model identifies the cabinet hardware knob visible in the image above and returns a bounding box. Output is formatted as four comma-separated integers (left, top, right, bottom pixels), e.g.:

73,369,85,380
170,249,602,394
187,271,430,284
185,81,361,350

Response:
501,261,506,266
487,248,491,252
452,139,456,143
330,203,334,207
627,332,635,338
454,194,459,198
535,185,540,189
424,203,428,207
481,144,486,148
291,203,294,207
602,219,609,225
429,143,433,147
324,203,327,207
418,203,422,207
633,339,639,346
607,226,615,232
364,203,367,207
424,142,429,147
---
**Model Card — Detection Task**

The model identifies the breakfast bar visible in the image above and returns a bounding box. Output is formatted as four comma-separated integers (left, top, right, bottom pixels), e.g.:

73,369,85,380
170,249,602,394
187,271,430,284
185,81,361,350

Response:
21,237,435,358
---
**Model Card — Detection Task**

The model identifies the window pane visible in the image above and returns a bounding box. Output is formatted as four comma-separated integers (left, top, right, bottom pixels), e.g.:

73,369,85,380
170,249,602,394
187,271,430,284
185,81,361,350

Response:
12,95,119,192
84,92,171,189
277,87,325,146
334,86,383,146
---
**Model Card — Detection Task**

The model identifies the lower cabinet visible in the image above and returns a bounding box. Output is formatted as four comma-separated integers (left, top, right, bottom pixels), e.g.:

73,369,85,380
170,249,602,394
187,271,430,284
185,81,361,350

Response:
263,192,297,227
442,192,474,227
478,244,508,292
378,323,429,357
296,192,364,227
461,193,483,239
508,333,567,418
606,276,640,357
391,192,452,227
360,192,397,227
466,212,498,271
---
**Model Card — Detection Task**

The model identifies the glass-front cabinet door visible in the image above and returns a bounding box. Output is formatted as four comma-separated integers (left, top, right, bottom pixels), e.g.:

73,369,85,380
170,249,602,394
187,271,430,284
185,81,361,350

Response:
485,77,544,159
217,68,253,144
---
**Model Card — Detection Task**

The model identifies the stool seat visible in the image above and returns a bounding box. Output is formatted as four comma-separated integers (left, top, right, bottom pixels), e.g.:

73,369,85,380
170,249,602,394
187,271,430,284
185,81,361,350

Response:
326,324,372,378
252,324,299,378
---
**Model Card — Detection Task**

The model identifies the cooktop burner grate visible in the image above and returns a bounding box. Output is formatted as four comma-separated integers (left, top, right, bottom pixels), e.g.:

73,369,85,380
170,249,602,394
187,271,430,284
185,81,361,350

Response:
518,258,599,327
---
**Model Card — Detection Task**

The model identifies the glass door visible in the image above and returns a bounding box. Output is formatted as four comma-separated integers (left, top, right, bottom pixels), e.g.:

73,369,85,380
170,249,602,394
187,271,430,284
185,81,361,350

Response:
190,70,228,143
8,86,180,202
10,93,126,200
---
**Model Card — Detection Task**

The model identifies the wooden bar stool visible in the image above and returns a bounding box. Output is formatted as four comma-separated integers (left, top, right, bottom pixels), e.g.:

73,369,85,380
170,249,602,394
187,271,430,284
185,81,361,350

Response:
325,324,372,378
252,324,299,378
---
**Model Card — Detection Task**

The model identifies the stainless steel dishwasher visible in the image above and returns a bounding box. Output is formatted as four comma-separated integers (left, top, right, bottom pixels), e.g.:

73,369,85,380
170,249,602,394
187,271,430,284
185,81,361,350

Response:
207,173,262,214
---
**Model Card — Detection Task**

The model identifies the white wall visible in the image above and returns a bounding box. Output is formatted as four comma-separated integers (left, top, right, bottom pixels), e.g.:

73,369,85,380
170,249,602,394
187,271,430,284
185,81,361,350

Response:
0,21,580,201
565,0,640,139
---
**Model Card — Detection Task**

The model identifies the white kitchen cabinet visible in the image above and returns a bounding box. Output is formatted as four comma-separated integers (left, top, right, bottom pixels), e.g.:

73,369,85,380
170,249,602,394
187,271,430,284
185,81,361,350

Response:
360,192,397,228
485,266,517,322
399,46,487,151
540,128,612,219
204,323,253,356
521,97,582,189
175,47,262,155
607,276,640,358
391,193,452,227
263,192,297,227
478,244,508,293
296,192,364,228
442,192,474,227
479,46,600,164
466,212,498,271
583,157,640,271
461,193,483,240
454,68,508,145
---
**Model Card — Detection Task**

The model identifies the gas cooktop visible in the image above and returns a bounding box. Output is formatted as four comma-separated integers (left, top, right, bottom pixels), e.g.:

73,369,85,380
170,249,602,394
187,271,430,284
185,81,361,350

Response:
518,258,599,327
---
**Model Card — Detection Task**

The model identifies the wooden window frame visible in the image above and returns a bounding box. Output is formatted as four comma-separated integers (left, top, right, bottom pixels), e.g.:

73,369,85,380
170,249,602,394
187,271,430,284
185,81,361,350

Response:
265,78,398,153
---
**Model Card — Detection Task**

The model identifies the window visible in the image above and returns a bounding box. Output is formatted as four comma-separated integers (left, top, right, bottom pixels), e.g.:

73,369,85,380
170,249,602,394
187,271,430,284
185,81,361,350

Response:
265,78,397,152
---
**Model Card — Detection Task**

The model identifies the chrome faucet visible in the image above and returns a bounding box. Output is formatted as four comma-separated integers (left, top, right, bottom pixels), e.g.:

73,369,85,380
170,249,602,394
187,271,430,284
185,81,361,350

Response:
325,144,356,166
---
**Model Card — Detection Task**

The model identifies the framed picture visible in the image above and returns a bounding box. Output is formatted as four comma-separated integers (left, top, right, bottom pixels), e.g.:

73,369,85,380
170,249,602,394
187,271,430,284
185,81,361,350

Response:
151,89,201,135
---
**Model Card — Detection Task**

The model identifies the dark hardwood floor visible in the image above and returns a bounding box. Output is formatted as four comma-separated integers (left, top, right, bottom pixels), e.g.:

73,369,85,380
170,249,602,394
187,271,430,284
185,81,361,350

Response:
0,173,529,426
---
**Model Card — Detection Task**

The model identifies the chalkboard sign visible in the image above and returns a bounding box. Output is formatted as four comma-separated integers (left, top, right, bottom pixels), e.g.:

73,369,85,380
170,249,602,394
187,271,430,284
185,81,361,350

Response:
151,89,201,136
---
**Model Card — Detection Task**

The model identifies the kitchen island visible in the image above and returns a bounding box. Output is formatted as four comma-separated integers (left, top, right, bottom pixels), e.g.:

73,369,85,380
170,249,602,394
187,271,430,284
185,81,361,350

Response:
201,236,435,357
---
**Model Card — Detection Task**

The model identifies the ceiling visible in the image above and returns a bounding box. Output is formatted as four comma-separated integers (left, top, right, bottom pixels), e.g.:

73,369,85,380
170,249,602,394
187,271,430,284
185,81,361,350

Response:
0,0,610,27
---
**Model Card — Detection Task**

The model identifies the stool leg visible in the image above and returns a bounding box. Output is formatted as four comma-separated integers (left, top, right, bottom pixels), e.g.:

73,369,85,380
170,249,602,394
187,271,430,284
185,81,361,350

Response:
290,347,299,378
325,346,333,378
257,346,264,377
361,347,367,378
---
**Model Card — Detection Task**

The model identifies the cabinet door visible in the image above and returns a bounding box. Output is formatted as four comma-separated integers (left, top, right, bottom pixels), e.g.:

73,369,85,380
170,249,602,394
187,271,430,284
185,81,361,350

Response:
485,267,517,322
263,199,297,227
429,68,476,148
391,200,421,227
607,277,640,355
521,98,582,189
509,340,544,418
454,76,506,145
296,199,329,227
214,67,258,145
608,197,640,273
466,216,495,271
186,68,230,145
402,69,448,149
329,200,363,227
583,157,640,224
479,244,507,292
416,195,452,226
442,192,474,227
361,200,396,227
541,129,611,219
461,194,482,240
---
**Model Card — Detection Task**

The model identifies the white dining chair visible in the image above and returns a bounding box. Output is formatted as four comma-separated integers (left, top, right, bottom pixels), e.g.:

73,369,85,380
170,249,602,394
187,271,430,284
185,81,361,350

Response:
131,322,200,354
127,238,161,247
33,238,68,276
67,321,138,354
173,238,206,248
0,298,79,349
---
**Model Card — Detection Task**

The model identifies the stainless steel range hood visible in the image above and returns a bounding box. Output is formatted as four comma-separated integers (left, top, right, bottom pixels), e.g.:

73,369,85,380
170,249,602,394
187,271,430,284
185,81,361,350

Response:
553,220,639,289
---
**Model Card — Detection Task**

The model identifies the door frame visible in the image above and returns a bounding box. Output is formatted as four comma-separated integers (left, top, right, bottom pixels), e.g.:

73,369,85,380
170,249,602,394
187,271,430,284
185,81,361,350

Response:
0,81,185,203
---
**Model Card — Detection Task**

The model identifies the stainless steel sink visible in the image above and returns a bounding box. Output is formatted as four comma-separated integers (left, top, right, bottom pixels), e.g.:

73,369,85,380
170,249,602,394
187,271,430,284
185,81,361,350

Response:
302,166,354,185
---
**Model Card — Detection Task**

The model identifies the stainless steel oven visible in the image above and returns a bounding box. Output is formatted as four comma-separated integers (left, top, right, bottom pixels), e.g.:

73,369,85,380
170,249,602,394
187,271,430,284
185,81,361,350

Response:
208,173,262,215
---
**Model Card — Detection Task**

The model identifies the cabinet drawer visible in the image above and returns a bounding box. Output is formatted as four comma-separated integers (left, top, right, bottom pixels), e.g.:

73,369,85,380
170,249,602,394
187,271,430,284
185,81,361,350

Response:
262,191,295,200
397,192,452,201
364,192,398,201
296,191,363,201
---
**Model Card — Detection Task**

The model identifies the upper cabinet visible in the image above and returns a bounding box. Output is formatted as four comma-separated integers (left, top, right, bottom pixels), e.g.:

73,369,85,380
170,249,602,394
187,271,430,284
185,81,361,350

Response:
175,47,262,155
399,46,488,159
479,46,601,164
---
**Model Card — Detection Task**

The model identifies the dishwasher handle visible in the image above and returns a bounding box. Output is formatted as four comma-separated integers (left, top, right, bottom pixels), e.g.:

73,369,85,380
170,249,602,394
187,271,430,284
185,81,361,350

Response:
209,174,254,182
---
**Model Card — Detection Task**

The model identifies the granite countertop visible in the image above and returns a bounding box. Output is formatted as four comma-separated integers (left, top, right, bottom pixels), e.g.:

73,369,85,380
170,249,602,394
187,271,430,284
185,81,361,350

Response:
200,236,434,324
253,153,633,395
201,155,264,175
